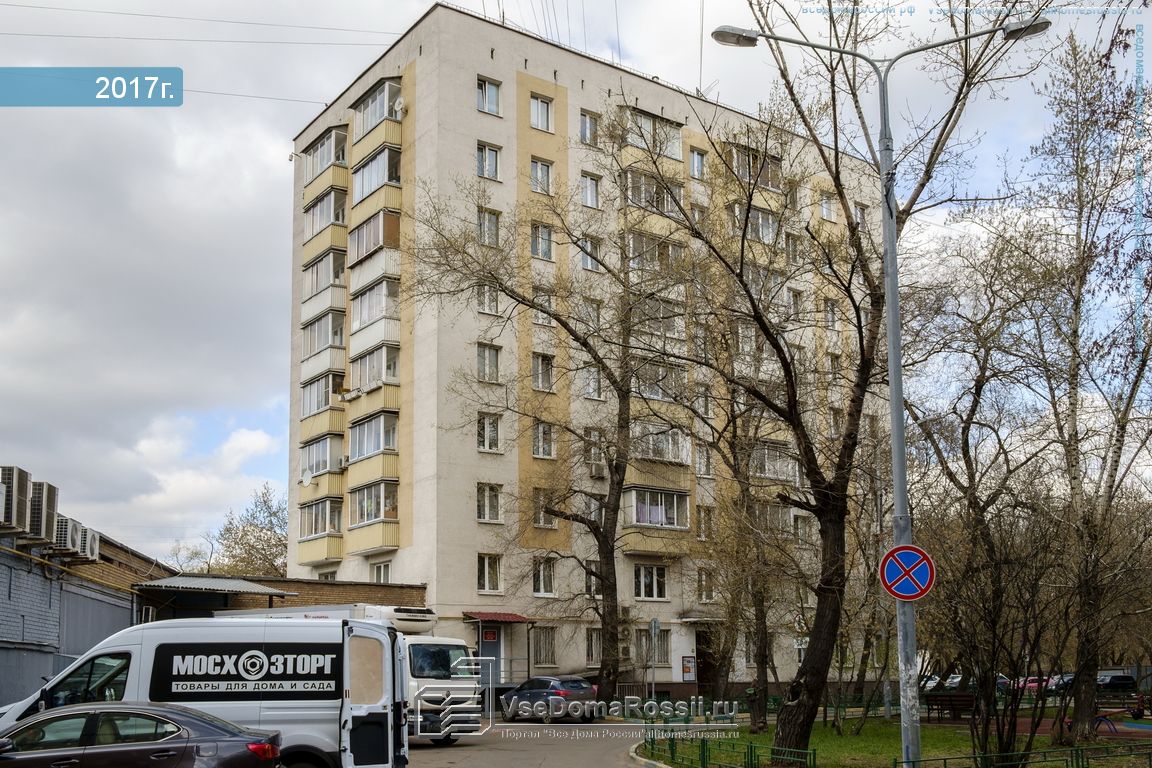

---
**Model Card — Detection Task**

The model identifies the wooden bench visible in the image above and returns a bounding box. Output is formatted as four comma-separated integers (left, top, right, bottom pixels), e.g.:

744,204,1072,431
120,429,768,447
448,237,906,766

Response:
925,692,976,721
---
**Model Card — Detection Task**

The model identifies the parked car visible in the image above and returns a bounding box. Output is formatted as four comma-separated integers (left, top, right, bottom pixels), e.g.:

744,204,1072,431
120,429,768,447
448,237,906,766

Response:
0,702,281,767
943,674,1011,694
1097,674,1137,694
1049,673,1077,694
500,675,598,723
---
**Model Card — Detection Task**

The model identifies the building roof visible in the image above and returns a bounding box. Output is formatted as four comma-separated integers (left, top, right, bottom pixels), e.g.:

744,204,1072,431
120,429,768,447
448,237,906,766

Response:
462,611,531,623
134,575,298,596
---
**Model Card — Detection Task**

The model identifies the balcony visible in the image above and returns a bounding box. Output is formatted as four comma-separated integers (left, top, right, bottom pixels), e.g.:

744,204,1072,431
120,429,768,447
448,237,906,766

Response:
350,119,402,166
301,284,346,321
349,185,403,229
297,533,343,565
346,518,400,555
304,164,350,208
300,346,347,383
302,223,348,265
619,529,689,558
299,472,345,504
344,384,401,421
348,249,400,292
625,464,692,492
349,318,400,357
300,408,346,442
346,452,400,488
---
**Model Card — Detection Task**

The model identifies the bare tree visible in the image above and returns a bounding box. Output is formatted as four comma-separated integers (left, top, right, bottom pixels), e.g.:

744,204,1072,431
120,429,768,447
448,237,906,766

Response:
164,484,287,577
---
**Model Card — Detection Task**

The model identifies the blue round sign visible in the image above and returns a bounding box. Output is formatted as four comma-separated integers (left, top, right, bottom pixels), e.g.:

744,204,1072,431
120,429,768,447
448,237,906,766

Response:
880,545,935,601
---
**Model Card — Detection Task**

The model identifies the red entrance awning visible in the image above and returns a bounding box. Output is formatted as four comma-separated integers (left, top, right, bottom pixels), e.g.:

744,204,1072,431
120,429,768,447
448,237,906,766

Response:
462,611,530,623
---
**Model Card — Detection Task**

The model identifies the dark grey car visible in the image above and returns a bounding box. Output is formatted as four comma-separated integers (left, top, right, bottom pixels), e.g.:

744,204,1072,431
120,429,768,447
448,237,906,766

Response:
499,675,598,723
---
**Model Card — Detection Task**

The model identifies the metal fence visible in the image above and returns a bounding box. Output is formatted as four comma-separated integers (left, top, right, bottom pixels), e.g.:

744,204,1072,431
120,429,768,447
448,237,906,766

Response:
892,742,1152,768
643,732,817,768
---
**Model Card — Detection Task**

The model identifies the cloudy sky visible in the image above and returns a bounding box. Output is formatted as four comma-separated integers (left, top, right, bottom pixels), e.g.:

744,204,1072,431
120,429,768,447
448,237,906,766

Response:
0,0,1132,561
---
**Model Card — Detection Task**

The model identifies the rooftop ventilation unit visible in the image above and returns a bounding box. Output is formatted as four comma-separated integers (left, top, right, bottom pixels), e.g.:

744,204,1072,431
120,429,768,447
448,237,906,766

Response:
71,527,100,562
22,481,58,544
0,466,31,533
50,515,82,554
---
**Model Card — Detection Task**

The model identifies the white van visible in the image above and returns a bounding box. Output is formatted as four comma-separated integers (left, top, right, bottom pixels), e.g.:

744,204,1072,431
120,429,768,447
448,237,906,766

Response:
218,604,482,744
0,618,409,768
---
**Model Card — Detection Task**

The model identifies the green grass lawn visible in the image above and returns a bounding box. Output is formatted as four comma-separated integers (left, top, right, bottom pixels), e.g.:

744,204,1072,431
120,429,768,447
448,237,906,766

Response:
737,720,974,766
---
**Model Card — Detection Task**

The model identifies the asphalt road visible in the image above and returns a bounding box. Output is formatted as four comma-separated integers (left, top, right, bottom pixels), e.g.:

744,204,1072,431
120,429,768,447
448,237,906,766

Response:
409,721,655,768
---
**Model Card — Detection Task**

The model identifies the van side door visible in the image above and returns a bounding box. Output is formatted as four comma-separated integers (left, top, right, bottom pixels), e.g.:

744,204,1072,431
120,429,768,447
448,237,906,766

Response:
340,620,404,767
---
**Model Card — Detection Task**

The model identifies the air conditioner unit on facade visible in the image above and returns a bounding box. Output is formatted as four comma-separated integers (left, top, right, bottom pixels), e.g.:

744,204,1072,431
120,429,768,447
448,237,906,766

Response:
67,526,98,562
78,529,100,562
341,388,363,402
361,379,383,394
51,515,81,554
588,462,607,479
23,481,58,544
338,456,349,469
0,466,31,533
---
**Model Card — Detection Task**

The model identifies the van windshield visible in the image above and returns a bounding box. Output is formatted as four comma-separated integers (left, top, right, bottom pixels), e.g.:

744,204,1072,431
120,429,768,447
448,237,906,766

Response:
48,653,130,708
409,644,469,680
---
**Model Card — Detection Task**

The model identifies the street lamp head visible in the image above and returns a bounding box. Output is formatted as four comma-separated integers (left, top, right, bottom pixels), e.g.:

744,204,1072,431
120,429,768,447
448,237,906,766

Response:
1001,16,1052,41
711,25,761,48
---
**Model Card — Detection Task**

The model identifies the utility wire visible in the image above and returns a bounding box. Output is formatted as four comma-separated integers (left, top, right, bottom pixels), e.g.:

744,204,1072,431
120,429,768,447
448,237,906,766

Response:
0,31,386,45
0,2,401,36
185,88,328,105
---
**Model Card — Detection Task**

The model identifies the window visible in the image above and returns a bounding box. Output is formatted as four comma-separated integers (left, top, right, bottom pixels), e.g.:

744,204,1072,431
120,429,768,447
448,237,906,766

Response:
828,353,841,379
579,110,599,145
303,190,346,240
627,110,682,159
303,130,347,181
785,232,803,265
351,481,398,525
732,204,778,244
635,361,685,401
853,202,868,226
533,558,556,596
820,192,836,220
477,143,500,179
477,343,501,382
585,561,603,598
694,385,714,418
477,483,502,522
300,499,341,538
530,94,553,131
631,421,690,464
352,147,401,203
634,564,667,599
532,421,556,459
695,442,713,477
477,413,501,452
531,353,555,391
349,345,399,388
629,488,689,528
696,505,714,541
301,373,344,417
477,77,500,114
533,488,557,527
823,298,839,330
94,712,181,744
477,553,501,591
581,173,600,208
353,80,401,137
750,441,798,482
583,428,605,465
626,171,683,216
42,653,129,712
636,296,686,354
586,627,602,665
731,146,782,189
533,626,556,665
530,158,552,193
351,279,399,331
789,289,804,318
577,238,602,271
698,569,716,602
371,562,391,583
796,636,809,664
830,407,844,440
475,282,500,314
348,211,400,265
532,290,554,325
794,513,817,545
349,413,398,460
317,571,336,581
7,713,90,751
690,147,706,179
300,437,331,476
576,298,602,330
629,231,686,274
302,250,346,297
530,223,554,260
477,208,500,246
583,365,604,399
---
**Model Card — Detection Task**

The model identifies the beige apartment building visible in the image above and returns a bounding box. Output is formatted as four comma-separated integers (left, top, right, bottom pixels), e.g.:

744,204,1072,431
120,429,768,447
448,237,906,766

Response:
288,3,882,696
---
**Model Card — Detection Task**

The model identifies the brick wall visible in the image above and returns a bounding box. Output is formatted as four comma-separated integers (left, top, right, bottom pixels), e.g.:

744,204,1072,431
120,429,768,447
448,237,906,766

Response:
227,577,426,610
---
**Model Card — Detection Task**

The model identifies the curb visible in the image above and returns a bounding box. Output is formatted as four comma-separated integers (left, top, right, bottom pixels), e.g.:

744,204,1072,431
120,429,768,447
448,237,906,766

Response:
628,741,669,768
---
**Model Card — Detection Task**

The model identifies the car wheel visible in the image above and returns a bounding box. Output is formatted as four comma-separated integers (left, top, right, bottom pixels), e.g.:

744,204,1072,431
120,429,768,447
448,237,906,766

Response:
541,709,554,724
432,735,458,746
501,702,517,722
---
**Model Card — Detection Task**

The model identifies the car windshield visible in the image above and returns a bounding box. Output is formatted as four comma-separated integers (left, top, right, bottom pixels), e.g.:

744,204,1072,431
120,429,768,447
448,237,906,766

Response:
409,644,469,679
560,679,591,689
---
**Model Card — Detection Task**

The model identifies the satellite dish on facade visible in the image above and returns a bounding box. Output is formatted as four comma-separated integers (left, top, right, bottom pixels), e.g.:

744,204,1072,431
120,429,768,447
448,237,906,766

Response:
300,471,315,486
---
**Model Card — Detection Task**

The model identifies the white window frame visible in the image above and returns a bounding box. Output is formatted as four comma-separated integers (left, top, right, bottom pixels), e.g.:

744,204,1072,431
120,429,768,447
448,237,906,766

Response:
476,483,502,522
530,158,552,194
477,142,500,179
477,77,500,115
820,192,837,221
583,365,604,400
301,373,343,418
352,147,401,204
530,223,554,260
578,238,602,271
477,412,501,452
585,560,603,598
475,283,500,314
581,173,600,208
533,488,557,528
631,421,690,465
300,437,332,476
352,80,401,137
698,569,716,602
531,353,554,391
627,110,682,159
349,413,397,461
299,499,341,538
579,110,599,145
530,94,553,131
689,147,706,179
302,250,345,298
532,291,554,326
477,208,500,246
533,558,556,597
635,627,672,664
694,441,713,477
629,488,690,529
586,627,602,665
477,553,501,592
302,312,345,358
350,279,399,331
477,343,501,383
532,421,556,459
303,190,346,240
302,129,347,182
348,210,397,266
351,481,398,525
371,561,390,584
634,564,668,600
533,626,557,665
349,345,398,388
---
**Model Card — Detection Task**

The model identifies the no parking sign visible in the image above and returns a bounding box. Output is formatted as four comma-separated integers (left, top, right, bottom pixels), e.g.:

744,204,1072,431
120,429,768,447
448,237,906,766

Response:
880,545,935,601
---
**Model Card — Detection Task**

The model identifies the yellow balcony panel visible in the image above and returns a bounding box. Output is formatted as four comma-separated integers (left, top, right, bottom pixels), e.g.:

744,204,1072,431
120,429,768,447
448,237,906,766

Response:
346,518,400,555
625,463,693,492
297,534,343,565
345,452,400,488
299,408,346,441
303,164,350,207
299,472,345,504
619,529,689,558
302,224,348,265
300,284,347,325
344,385,401,422
350,119,402,166
300,346,347,384
348,185,403,229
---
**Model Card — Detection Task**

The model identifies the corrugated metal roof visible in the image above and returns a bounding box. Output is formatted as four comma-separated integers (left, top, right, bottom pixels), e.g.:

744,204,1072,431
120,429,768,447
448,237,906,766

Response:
462,611,530,623
133,576,297,596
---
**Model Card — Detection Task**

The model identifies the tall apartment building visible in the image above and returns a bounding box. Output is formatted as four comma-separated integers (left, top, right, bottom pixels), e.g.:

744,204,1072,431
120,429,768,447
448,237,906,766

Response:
289,3,882,696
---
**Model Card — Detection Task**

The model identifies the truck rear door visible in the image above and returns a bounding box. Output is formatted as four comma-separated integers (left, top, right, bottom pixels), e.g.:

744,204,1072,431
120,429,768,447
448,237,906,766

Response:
340,620,405,767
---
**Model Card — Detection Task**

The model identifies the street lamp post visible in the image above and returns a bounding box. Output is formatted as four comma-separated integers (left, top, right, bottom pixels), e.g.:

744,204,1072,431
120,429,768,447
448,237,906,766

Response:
712,16,1050,767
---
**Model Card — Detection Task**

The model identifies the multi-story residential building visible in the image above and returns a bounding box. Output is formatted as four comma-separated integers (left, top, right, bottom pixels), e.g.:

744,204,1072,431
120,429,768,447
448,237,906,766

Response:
288,3,882,698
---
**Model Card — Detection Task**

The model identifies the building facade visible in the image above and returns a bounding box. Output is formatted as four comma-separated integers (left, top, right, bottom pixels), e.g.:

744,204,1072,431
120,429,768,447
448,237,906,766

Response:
288,4,883,697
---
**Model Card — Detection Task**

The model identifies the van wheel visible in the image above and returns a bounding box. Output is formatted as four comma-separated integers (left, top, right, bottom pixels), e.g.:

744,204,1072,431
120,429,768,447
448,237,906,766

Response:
432,735,457,746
